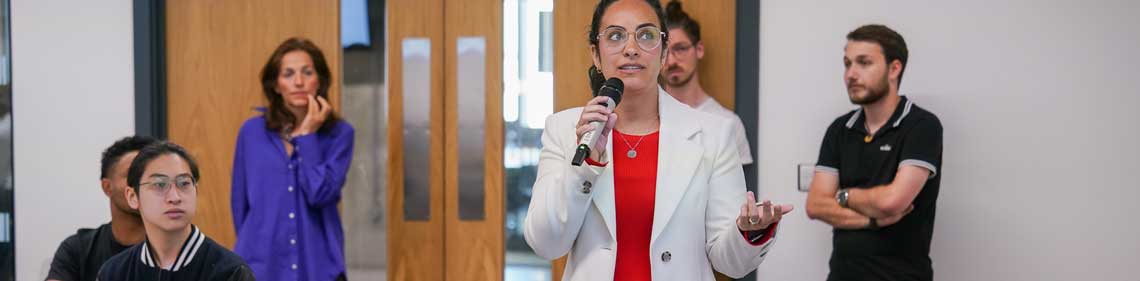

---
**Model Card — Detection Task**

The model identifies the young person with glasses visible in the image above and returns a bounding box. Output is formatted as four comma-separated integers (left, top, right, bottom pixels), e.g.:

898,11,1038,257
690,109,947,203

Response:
98,142,254,281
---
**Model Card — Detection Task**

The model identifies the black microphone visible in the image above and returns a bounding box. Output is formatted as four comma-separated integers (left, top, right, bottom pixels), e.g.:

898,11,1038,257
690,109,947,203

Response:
572,78,623,166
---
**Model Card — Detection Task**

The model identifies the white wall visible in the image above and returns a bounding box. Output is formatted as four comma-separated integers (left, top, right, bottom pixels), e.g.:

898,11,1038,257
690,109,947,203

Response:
11,0,134,279
756,0,1140,280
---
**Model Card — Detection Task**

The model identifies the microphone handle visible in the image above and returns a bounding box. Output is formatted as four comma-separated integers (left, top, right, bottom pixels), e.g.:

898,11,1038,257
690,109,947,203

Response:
571,98,613,166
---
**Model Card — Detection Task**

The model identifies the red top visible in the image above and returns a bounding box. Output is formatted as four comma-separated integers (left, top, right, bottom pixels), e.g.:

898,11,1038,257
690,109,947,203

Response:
612,129,660,281
584,130,776,281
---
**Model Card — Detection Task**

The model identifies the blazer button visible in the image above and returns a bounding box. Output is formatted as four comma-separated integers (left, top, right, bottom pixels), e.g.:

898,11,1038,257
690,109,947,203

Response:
581,181,592,194
661,251,671,262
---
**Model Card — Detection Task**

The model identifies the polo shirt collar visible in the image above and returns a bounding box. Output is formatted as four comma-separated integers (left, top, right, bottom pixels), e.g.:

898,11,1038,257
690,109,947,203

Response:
845,95,915,134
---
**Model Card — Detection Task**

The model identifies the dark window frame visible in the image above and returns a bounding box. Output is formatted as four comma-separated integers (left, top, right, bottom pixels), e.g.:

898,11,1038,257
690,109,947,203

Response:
134,0,166,139
735,1,760,280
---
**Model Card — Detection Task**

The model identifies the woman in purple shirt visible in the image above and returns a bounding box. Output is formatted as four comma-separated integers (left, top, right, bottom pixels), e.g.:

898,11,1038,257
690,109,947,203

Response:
231,37,354,281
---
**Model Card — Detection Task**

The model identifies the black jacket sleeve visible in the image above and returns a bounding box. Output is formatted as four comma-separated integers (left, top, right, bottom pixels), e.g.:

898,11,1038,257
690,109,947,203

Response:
46,233,84,281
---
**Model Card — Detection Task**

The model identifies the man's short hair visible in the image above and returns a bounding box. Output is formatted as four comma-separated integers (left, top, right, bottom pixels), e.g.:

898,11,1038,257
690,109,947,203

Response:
847,24,909,85
126,141,200,194
100,136,160,179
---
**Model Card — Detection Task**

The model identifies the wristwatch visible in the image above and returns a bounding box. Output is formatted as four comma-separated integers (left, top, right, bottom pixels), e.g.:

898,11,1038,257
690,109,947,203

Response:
836,188,850,208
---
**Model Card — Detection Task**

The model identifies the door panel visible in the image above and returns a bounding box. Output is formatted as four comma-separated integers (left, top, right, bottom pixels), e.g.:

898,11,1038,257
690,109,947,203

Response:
444,0,505,279
387,0,446,280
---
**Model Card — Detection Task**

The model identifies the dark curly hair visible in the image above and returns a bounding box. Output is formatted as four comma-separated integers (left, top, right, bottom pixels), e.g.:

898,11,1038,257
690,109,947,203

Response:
100,136,160,179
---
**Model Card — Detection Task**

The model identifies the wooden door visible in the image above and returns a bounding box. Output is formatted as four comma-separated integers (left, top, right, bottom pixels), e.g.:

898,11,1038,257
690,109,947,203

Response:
387,0,446,280
443,0,505,279
165,0,341,249
388,0,504,279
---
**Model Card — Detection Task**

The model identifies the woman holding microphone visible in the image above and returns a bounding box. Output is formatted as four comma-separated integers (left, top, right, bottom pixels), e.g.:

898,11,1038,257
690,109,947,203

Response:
523,1,791,280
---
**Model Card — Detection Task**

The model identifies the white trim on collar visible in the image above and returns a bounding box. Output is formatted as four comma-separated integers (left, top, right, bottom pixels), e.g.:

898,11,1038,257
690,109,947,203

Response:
140,242,152,267
139,225,205,271
845,108,863,129
893,98,915,128
845,97,916,129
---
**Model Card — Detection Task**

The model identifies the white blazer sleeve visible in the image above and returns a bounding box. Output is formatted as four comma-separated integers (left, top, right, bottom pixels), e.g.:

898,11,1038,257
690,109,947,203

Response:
704,119,778,278
523,112,606,260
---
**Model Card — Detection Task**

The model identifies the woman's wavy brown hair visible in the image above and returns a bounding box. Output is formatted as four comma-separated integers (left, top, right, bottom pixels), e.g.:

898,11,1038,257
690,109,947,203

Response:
259,37,339,132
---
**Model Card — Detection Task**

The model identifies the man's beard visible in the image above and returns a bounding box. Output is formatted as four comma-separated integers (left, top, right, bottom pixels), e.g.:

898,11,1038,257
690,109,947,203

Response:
665,65,695,87
848,73,889,105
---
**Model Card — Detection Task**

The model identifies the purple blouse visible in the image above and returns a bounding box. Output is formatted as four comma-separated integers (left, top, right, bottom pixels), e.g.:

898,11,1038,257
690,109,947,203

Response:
231,115,354,281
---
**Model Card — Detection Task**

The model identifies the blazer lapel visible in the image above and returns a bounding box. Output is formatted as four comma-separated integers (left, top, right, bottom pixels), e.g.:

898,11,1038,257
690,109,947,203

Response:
651,88,703,246
590,133,618,240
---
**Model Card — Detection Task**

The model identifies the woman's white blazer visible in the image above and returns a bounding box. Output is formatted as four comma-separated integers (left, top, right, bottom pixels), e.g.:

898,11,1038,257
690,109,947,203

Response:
524,88,779,281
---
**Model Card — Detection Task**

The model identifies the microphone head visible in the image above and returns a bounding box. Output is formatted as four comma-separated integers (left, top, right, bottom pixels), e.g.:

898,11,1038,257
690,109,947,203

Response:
599,78,624,106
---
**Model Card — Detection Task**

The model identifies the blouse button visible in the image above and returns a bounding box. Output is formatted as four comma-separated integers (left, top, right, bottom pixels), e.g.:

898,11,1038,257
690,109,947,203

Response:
290,239,296,245
288,212,295,219
288,186,294,192
291,264,298,270
288,164,294,170
661,251,671,262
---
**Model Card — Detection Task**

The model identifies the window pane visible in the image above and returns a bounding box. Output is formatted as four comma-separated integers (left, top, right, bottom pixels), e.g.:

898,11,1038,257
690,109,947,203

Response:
341,0,387,279
0,0,13,278
503,0,552,280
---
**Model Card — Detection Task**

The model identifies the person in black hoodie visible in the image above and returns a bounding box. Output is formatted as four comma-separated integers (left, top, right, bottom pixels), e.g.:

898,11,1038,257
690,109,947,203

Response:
98,141,254,281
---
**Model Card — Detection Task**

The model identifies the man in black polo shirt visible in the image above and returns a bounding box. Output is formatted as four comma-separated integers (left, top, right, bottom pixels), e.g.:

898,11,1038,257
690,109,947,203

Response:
97,141,253,281
805,24,943,281
48,136,158,281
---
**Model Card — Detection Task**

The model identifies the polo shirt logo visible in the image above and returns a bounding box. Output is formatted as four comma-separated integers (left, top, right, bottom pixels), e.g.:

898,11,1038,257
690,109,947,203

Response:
880,144,892,152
